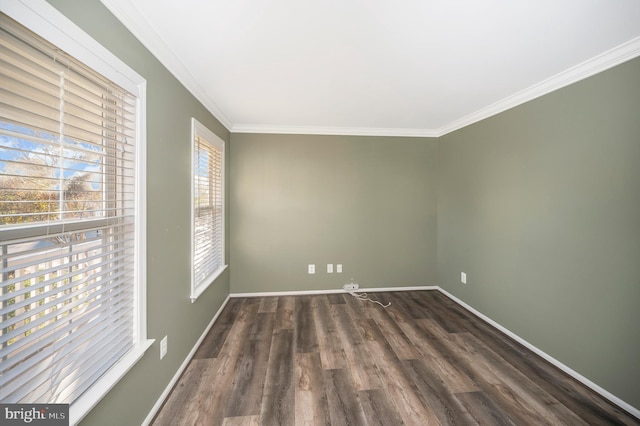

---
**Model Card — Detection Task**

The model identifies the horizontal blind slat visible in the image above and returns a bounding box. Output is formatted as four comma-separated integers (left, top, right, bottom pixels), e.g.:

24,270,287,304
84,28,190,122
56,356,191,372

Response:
0,32,66,87
0,262,133,339
0,290,134,382
3,312,133,402
0,229,135,294
0,259,133,349
40,333,133,403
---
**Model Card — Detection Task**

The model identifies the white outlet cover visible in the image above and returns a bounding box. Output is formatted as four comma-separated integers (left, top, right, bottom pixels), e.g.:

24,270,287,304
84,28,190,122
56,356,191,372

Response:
308,264,315,274
160,335,168,359
327,264,333,273
336,264,343,273
461,272,467,284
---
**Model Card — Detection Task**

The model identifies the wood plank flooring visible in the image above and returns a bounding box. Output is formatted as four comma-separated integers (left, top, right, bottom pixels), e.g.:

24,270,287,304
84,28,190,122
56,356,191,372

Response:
152,291,639,425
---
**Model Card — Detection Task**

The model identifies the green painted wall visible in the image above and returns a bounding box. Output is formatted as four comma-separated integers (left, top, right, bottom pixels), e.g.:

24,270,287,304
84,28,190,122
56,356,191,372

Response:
38,0,640,419
438,57,640,408
230,134,438,293
45,1,231,425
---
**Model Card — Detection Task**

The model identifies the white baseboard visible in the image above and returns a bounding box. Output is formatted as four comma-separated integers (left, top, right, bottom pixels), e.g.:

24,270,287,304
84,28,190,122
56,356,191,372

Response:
142,295,231,426
230,285,438,298
437,288,640,420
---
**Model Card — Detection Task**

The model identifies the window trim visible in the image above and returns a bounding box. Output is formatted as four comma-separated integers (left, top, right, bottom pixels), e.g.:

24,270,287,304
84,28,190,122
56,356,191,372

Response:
0,1,152,423
190,118,226,302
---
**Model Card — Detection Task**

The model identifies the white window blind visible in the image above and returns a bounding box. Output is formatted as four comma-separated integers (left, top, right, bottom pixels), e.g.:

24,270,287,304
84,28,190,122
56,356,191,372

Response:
0,12,139,405
191,118,225,301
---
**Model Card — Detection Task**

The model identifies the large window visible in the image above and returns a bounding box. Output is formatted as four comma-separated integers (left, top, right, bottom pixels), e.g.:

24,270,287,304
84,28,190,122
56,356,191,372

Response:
0,2,149,422
191,118,226,301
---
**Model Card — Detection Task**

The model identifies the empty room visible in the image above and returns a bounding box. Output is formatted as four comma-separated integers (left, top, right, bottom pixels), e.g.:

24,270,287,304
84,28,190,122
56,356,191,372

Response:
0,0,639,425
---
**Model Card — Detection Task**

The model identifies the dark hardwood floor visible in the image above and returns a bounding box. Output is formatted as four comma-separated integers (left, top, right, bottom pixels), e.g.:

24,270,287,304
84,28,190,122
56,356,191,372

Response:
152,290,639,425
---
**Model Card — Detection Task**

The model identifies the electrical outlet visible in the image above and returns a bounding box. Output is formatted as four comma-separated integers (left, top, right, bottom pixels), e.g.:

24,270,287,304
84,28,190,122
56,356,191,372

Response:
308,264,315,274
343,283,359,291
461,272,467,284
160,335,168,359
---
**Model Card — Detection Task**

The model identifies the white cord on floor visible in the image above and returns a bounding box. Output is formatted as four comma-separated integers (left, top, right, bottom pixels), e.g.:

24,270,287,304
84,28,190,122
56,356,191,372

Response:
348,291,391,308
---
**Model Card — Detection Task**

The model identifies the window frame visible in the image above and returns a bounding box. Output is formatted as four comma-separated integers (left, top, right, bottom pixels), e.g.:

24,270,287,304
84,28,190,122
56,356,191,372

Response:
190,118,226,302
0,1,152,423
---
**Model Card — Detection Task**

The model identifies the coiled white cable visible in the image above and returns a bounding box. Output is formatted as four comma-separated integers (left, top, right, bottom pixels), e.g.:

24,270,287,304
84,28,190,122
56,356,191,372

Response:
348,291,391,308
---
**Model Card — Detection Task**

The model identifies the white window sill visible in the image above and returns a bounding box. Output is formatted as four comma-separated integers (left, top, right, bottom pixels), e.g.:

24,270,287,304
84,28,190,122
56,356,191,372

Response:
69,339,155,425
191,264,228,303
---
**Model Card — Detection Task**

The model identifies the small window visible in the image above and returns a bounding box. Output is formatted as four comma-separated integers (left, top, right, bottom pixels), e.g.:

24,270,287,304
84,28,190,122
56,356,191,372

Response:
191,118,226,301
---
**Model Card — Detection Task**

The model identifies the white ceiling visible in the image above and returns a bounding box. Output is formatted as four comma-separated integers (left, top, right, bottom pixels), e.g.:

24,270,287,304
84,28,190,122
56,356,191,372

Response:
101,0,640,137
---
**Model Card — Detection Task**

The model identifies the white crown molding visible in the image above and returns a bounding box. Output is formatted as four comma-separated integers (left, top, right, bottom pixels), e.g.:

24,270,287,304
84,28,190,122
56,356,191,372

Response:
99,0,233,131
231,124,440,138
96,2,640,138
236,37,640,138
436,36,640,137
